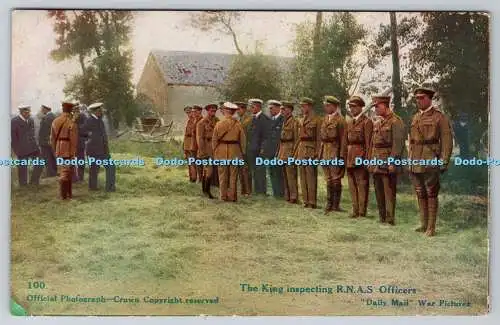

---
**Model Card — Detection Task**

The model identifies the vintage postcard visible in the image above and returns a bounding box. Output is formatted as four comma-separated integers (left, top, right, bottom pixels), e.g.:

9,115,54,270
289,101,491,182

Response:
10,10,489,316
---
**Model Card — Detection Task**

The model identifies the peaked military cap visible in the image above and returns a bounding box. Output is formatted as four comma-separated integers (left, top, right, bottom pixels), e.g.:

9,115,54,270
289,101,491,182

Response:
184,106,192,113
233,101,247,107
204,103,218,110
267,99,282,107
248,98,264,105
88,102,104,112
324,95,341,105
371,96,391,106
413,87,436,98
222,102,239,110
61,100,77,112
40,104,51,111
348,95,365,107
191,105,203,111
299,97,314,105
281,100,295,109
18,105,31,112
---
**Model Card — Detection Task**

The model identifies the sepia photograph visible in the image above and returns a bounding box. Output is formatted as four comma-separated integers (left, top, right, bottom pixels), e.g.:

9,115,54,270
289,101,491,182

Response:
10,9,489,316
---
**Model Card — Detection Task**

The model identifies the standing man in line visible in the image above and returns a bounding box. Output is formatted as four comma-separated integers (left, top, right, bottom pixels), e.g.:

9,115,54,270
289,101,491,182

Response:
212,102,246,202
84,102,114,192
190,105,204,183
38,104,57,177
183,106,197,182
50,101,79,200
74,104,89,182
368,96,405,225
247,98,270,195
278,100,299,204
343,96,373,218
196,103,219,199
295,97,322,209
234,101,253,196
319,96,346,214
408,87,453,237
11,105,43,186
265,100,285,198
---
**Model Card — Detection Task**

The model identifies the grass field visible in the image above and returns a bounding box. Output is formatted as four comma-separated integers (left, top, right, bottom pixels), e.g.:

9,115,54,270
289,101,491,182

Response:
10,139,489,315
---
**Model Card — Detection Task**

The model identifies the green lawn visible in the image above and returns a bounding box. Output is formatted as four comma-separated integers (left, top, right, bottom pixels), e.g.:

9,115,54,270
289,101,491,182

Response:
10,140,489,315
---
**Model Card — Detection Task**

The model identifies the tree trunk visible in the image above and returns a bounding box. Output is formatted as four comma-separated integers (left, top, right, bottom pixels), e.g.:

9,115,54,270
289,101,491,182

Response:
390,12,402,113
312,11,323,112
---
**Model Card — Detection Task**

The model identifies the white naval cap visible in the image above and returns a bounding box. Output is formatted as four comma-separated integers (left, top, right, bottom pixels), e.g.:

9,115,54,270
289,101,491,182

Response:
18,104,31,112
267,99,282,107
222,102,239,110
88,102,104,111
248,98,263,105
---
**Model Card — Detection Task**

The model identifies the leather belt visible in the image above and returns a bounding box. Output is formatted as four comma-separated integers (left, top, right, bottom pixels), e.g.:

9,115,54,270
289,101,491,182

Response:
58,137,70,141
347,140,364,145
205,137,212,140
185,135,192,137
410,139,439,145
373,143,392,148
220,140,238,144
300,137,315,141
321,138,337,143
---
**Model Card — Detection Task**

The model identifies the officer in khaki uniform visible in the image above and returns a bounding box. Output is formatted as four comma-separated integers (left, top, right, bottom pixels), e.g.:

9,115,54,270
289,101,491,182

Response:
212,102,246,202
409,87,453,237
278,101,299,203
196,103,219,199
51,101,79,200
295,97,322,208
343,96,373,218
190,105,204,182
183,106,197,182
319,96,346,214
368,96,405,225
235,101,252,196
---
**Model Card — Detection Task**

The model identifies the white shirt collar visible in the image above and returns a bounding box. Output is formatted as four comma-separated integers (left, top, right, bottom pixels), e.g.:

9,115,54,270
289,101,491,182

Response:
91,113,99,119
272,112,281,120
254,111,262,118
18,114,27,122
419,106,433,115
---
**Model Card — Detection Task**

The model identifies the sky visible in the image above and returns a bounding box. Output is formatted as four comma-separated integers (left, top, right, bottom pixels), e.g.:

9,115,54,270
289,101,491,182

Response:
11,10,394,114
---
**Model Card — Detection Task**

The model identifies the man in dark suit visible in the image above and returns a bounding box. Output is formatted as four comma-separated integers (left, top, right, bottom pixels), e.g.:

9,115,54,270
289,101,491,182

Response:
38,104,57,177
265,100,285,198
83,102,115,192
73,104,88,182
11,105,43,186
247,98,270,195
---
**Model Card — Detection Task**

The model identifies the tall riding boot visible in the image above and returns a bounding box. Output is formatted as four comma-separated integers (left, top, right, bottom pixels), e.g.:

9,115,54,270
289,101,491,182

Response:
333,184,344,211
415,197,428,232
426,197,438,237
206,178,215,199
324,184,334,214
59,181,67,200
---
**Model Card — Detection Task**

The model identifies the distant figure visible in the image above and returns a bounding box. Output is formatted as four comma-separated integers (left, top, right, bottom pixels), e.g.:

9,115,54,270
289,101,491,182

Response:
234,101,252,196
73,104,88,182
50,101,79,200
277,101,299,204
196,103,219,199
83,102,115,192
183,106,197,182
190,105,204,183
265,100,285,198
38,104,57,177
247,98,269,195
11,105,43,186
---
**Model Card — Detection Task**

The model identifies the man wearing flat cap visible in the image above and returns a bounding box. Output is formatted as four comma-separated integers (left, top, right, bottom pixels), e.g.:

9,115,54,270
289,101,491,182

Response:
234,101,252,196
51,101,79,199
248,98,270,195
342,95,373,218
368,95,405,225
265,100,285,198
190,105,204,183
38,105,57,178
183,106,198,182
409,87,453,236
295,97,323,208
319,95,346,214
278,101,299,203
212,102,246,202
83,102,115,192
196,103,220,199
11,105,43,186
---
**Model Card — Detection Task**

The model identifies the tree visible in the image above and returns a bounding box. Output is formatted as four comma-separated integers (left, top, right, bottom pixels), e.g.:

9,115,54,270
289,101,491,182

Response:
389,12,402,113
410,12,489,156
291,12,367,112
189,11,244,55
219,52,283,102
48,10,137,128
